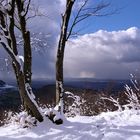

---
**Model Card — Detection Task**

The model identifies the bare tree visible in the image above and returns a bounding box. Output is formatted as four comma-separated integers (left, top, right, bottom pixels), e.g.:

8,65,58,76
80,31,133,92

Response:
56,0,114,113
0,0,43,122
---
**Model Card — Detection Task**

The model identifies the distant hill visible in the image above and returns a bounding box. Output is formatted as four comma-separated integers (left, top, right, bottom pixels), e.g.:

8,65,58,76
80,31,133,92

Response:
0,79,132,112
0,80,6,87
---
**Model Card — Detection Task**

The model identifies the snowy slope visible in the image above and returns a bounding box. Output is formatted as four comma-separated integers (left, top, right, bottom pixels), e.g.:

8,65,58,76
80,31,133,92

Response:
0,110,140,140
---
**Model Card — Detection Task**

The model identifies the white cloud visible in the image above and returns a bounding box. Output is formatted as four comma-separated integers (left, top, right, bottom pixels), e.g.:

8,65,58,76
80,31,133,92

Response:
64,27,140,79
59,0,66,8
80,71,95,78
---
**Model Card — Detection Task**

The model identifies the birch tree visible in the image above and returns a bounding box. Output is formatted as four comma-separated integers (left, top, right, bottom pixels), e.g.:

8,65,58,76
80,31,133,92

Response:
0,0,43,122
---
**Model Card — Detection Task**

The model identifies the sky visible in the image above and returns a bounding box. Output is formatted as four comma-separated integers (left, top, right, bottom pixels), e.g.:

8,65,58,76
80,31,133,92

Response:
81,0,140,33
0,0,140,80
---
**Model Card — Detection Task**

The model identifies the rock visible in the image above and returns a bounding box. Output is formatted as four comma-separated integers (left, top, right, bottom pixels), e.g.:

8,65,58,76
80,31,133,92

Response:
54,118,63,125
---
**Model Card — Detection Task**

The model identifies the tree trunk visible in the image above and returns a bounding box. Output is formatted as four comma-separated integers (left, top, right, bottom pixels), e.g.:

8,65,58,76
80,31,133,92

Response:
56,52,64,113
56,0,74,113
17,70,43,122
15,0,32,84
15,0,43,121
56,52,63,103
23,31,32,84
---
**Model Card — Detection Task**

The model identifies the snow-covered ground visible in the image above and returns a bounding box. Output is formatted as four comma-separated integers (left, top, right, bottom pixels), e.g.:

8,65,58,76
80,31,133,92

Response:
0,109,140,140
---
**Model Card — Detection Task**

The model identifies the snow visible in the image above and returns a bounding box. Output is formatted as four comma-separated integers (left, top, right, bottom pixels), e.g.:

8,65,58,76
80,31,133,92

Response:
18,55,24,63
0,110,140,140
0,35,22,70
65,91,86,116
6,3,12,11
53,113,62,122
8,111,37,128
44,108,64,123
21,11,25,17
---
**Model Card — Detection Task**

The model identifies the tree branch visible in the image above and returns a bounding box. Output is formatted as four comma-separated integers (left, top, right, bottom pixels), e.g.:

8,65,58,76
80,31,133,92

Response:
24,0,31,17
66,0,88,40
66,0,115,40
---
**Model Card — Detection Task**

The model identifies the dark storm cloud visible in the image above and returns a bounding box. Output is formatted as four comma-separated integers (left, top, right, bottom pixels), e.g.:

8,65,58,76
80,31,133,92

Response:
29,0,65,34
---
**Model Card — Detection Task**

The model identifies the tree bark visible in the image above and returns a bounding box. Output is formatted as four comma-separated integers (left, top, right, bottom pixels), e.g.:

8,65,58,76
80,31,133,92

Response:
15,0,32,84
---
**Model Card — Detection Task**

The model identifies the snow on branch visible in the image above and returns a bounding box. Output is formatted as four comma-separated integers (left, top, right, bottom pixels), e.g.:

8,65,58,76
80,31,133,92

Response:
124,84,140,110
18,55,24,63
102,75,140,112
0,57,11,72
0,35,22,72
65,91,86,116
102,96,122,112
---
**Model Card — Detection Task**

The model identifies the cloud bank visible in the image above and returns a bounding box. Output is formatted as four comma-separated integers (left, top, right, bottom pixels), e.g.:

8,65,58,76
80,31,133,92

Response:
64,27,140,79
